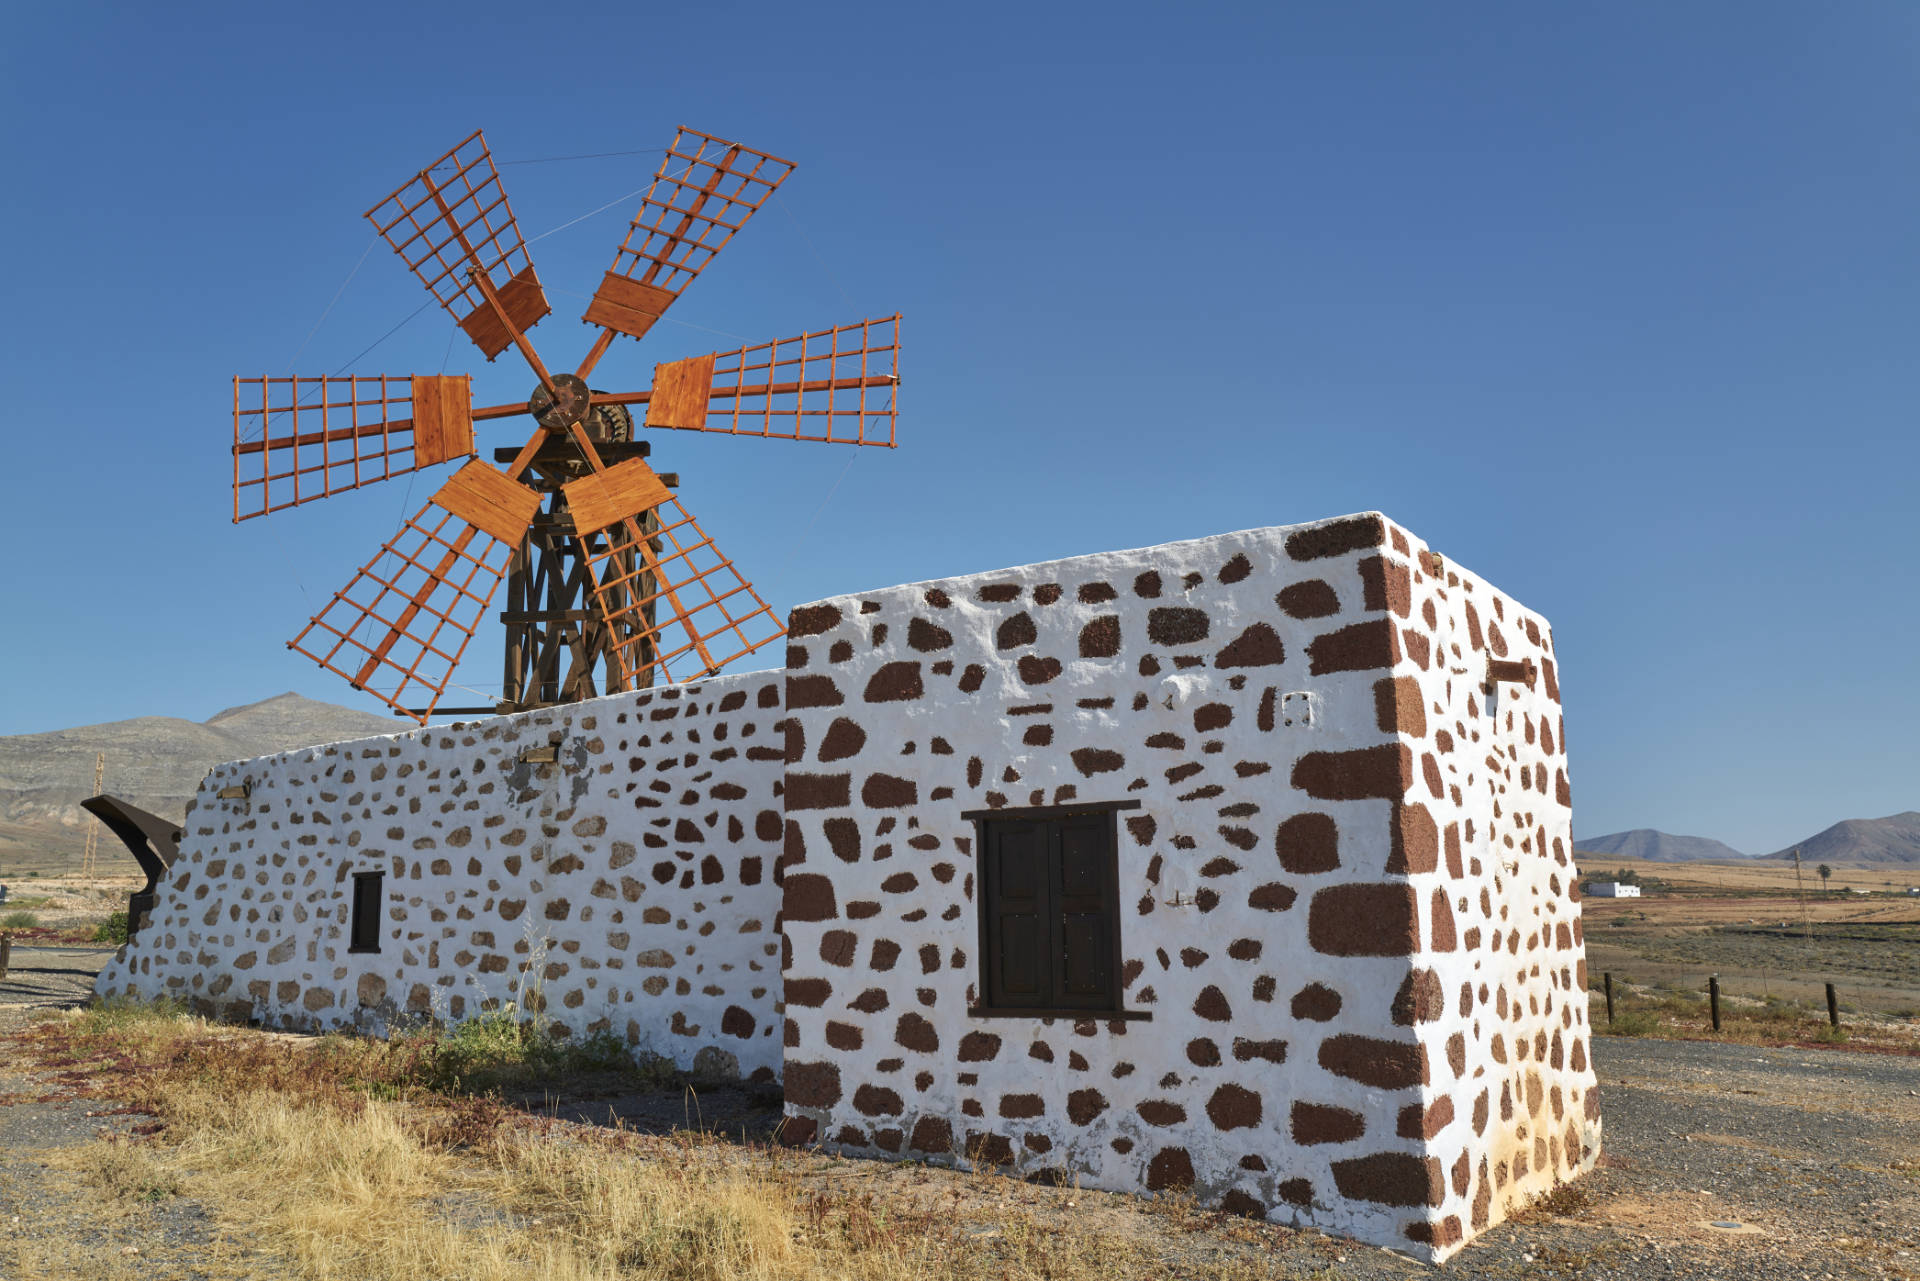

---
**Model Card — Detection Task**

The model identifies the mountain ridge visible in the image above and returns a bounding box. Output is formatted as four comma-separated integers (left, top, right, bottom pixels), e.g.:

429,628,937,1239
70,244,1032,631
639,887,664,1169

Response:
0,693,399,864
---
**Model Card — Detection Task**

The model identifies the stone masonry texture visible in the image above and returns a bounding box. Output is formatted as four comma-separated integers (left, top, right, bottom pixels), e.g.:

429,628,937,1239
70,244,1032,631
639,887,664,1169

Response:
96,511,1596,1262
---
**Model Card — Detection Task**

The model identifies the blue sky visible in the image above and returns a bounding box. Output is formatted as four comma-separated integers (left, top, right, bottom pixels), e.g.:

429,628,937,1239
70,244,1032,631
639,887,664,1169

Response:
1,3,1914,854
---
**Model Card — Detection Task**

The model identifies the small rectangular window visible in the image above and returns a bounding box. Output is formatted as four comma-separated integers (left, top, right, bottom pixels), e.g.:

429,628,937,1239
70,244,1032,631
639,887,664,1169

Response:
349,871,384,953
968,802,1147,1020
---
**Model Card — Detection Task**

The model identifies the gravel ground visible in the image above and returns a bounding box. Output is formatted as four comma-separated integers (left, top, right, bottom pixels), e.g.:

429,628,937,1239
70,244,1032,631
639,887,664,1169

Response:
1,948,1916,1278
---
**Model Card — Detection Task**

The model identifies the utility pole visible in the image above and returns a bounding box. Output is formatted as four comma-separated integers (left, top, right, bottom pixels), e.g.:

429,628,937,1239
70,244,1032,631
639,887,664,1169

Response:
1790,847,1812,942
80,751,104,879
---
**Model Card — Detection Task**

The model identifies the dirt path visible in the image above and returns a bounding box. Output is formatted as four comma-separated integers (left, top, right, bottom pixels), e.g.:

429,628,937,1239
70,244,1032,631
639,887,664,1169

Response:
1,952,1916,1278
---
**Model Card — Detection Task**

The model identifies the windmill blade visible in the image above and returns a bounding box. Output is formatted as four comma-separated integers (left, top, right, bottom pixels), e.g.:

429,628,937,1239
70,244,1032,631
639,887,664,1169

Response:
288,461,541,722
232,375,474,520
597,316,901,447
582,128,796,343
365,130,550,361
567,479,784,690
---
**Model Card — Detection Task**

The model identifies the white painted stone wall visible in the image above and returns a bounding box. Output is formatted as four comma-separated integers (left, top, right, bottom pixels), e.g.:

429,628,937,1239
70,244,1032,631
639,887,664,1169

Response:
93,510,1598,1262
774,512,1597,1262
95,672,788,1084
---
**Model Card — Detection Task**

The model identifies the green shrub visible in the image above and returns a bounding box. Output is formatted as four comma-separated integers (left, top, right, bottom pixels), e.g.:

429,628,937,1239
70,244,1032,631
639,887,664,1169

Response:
1,911,39,930
1600,1009,1662,1037
93,911,130,944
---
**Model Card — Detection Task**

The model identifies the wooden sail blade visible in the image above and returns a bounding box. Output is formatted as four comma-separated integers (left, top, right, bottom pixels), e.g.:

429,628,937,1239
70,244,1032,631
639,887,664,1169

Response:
577,496,784,690
232,375,473,521
583,128,795,342
604,316,901,446
287,491,525,723
365,130,550,360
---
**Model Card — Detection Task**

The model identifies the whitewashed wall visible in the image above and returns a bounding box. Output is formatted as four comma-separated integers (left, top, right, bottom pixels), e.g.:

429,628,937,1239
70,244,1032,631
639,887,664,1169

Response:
95,672,788,1083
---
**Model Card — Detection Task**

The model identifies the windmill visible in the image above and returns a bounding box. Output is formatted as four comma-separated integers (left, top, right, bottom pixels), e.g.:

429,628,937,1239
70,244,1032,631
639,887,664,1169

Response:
232,128,900,722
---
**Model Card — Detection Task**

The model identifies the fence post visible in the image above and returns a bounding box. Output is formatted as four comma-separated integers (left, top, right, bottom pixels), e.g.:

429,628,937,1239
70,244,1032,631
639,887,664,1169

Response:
1709,974,1722,1032
0,932,10,983
1826,982,1840,1031
1603,972,1615,1025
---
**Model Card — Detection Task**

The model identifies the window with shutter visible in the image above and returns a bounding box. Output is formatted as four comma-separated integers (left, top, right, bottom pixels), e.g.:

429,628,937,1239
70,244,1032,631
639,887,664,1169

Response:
968,801,1145,1020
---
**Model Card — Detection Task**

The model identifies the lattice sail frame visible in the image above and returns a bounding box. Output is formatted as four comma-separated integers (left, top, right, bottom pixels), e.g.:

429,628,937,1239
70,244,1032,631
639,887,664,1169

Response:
232,375,473,519
575,496,785,689
610,128,795,297
364,130,549,359
289,499,518,712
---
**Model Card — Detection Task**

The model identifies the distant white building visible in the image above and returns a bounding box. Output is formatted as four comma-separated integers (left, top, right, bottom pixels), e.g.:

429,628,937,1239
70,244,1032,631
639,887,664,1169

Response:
1586,882,1641,898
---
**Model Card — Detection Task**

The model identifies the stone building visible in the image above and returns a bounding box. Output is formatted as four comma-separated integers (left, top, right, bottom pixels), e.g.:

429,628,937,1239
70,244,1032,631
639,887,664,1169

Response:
95,510,1598,1261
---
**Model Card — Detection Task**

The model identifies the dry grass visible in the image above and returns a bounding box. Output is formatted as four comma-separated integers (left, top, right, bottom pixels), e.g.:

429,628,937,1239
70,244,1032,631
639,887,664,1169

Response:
10,1003,1306,1281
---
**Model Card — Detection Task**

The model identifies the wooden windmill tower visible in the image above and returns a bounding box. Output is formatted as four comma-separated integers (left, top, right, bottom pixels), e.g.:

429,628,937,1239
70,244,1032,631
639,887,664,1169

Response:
230,129,900,721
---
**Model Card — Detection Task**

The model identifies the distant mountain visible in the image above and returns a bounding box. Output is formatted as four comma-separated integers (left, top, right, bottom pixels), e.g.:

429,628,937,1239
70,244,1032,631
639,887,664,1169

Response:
0,693,397,863
1763,812,1920,867
1573,829,1750,862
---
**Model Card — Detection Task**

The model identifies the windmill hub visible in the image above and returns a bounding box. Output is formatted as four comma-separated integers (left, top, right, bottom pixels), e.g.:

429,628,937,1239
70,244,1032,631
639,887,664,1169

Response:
528,373,594,432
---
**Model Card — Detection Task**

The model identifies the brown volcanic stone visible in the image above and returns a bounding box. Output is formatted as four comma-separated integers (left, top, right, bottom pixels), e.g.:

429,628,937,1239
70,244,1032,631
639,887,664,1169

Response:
1218,552,1253,583
1293,744,1412,801
862,774,918,807
818,719,868,762
996,612,1037,650
1134,571,1162,598
1079,615,1121,658
784,874,839,922
785,1060,842,1107
1070,748,1124,776
1000,1094,1045,1119
1206,1084,1262,1130
895,1012,939,1052
1248,884,1297,912
789,604,843,638
1292,1102,1365,1145
1331,1152,1444,1207
823,818,861,862
1307,619,1401,674
786,675,845,708
957,1031,1002,1062
777,1115,817,1147
1320,1034,1426,1089
1373,675,1426,737
1391,968,1446,1025
1186,1038,1221,1066
1017,655,1062,685
1215,623,1285,668
1147,607,1209,646
1066,1088,1108,1125
864,662,924,702
786,978,833,1007
910,1116,953,1154
1231,1038,1287,1063
1193,985,1232,1021
1146,1147,1195,1191
1278,1178,1314,1207
1387,802,1439,874
908,617,953,652
1358,555,1412,618
1291,983,1342,1021
1430,887,1458,951
1136,1099,1186,1126
1309,883,1418,955
1276,812,1339,873
1444,823,1463,878
1286,515,1384,561
786,773,852,810
1277,579,1340,618
1398,1094,1455,1140
853,1084,903,1116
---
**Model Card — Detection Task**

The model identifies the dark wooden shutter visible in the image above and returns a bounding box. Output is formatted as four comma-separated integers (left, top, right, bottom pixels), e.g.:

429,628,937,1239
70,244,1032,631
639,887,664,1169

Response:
350,872,383,952
1052,813,1118,1008
983,820,1048,1007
